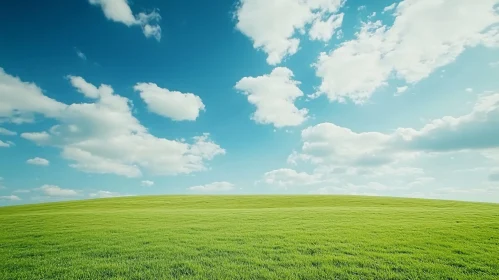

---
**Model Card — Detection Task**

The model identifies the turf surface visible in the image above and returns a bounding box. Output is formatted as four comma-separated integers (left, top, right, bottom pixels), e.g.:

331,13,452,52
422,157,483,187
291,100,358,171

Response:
0,195,498,279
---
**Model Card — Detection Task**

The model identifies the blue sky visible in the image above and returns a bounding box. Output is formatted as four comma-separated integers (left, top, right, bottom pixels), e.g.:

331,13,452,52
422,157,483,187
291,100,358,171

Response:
1,0,499,205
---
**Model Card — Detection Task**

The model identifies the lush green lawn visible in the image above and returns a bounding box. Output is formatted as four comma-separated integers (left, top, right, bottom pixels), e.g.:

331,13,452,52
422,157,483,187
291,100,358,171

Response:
0,195,498,279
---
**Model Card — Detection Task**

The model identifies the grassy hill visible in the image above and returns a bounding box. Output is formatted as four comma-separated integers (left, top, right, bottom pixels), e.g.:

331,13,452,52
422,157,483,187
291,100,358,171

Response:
1,195,498,279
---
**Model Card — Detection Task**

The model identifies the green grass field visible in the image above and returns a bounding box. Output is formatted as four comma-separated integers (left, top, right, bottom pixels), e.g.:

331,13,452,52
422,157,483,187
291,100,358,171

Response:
1,195,498,279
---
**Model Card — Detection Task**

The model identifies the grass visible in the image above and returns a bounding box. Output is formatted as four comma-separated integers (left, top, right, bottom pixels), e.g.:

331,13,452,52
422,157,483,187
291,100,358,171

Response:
0,195,498,279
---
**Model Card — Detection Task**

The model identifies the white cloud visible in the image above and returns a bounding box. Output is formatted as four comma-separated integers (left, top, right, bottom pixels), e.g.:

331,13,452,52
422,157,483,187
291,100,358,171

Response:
27,157,50,166
137,11,162,41
0,140,11,148
141,180,154,187
89,0,161,41
0,127,16,136
21,132,51,144
0,195,20,201
293,92,499,166
39,185,79,197
67,75,110,99
188,181,234,192
309,13,344,42
398,93,499,152
262,168,321,187
89,190,123,198
465,88,474,93
89,0,137,25
62,147,142,177
490,61,499,68
382,3,397,13
235,67,308,127
396,86,408,95
0,68,66,123
313,0,499,103
6,73,224,178
235,0,344,64
297,122,394,166
134,83,205,121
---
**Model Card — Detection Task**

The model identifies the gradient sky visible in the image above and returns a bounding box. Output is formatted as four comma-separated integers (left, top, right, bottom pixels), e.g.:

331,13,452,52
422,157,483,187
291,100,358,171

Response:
1,0,499,205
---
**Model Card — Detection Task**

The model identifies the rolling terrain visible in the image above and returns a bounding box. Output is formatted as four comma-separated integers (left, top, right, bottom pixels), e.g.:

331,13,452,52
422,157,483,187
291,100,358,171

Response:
1,195,498,279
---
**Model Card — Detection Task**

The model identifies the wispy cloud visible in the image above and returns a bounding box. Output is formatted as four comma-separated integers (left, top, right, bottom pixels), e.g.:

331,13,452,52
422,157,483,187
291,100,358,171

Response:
188,181,234,192
75,48,87,60
0,195,21,201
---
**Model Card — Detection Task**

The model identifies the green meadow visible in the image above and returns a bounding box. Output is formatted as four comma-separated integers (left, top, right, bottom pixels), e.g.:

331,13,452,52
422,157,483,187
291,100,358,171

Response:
0,195,498,279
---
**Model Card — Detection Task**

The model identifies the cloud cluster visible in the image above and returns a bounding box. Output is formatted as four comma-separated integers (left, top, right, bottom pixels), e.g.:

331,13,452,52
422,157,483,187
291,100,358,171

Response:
235,0,345,64
1,69,225,178
292,92,499,166
313,0,499,103
89,0,162,41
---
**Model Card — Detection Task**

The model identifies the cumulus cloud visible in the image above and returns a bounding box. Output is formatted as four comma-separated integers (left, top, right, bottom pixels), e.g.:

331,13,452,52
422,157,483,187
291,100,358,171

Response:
141,180,154,187
39,185,79,197
465,88,474,93
1,70,225,178
296,122,394,166
293,92,499,166
399,93,499,152
27,157,50,166
0,68,66,123
0,127,16,136
235,0,344,64
262,168,321,187
67,75,109,99
134,83,205,121
188,181,234,192
0,195,20,201
21,132,51,144
89,0,161,41
313,0,499,103
235,67,308,127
